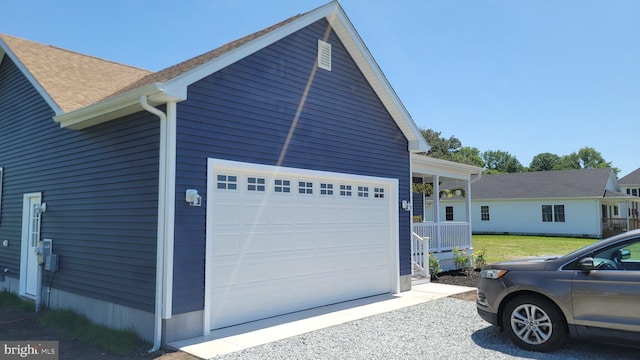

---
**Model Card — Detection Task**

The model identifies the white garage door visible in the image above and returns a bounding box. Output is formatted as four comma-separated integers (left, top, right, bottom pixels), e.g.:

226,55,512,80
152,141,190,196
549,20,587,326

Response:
205,158,399,330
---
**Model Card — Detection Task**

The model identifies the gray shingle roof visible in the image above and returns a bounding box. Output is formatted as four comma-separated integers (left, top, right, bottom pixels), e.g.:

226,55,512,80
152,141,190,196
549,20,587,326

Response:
619,168,640,186
471,168,615,200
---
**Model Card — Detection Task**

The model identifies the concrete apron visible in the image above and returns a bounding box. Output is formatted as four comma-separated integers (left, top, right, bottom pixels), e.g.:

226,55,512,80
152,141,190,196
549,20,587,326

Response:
168,283,475,359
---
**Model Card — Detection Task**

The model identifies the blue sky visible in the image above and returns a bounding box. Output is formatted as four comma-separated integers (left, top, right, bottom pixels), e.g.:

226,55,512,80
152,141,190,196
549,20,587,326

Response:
2,0,638,176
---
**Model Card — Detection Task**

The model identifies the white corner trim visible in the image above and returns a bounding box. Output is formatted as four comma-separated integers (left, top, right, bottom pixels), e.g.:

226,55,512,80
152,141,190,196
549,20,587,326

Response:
0,42,63,115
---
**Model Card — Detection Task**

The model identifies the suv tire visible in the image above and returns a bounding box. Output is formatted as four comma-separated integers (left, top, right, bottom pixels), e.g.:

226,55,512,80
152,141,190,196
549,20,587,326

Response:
502,295,567,352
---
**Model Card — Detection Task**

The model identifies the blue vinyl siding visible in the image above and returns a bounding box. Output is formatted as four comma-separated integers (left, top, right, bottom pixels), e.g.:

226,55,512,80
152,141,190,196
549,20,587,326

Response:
0,56,159,311
172,19,411,313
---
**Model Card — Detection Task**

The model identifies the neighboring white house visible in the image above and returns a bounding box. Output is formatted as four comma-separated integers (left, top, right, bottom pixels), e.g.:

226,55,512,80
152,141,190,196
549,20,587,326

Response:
438,168,640,239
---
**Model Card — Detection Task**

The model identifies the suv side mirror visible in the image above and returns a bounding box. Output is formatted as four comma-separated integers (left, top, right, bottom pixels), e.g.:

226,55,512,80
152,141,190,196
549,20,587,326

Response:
579,257,595,272
619,249,631,260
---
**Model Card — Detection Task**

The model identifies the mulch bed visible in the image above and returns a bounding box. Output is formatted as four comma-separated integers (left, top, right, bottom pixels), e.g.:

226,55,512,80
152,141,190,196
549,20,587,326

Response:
432,269,480,302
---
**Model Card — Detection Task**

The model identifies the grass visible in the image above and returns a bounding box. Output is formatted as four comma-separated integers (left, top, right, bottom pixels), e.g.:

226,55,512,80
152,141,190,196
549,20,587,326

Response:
472,234,599,264
37,309,146,355
0,290,35,312
0,291,148,356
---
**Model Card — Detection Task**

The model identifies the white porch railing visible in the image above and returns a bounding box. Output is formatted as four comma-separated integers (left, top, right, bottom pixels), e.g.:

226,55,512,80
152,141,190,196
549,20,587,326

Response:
411,232,428,277
412,222,472,252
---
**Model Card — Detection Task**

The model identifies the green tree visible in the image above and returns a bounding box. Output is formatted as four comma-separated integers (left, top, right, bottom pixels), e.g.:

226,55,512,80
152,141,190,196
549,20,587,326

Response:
529,153,561,171
452,146,485,167
554,152,582,170
577,147,612,169
482,150,524,173
420,128,461,161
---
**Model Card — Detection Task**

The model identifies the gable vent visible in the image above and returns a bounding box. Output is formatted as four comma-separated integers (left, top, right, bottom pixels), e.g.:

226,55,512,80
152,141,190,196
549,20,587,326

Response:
318,40,332,71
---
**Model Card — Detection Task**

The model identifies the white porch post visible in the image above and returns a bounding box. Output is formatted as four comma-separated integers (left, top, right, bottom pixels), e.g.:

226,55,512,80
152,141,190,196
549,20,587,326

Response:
466,178,472,248
434,175,441,251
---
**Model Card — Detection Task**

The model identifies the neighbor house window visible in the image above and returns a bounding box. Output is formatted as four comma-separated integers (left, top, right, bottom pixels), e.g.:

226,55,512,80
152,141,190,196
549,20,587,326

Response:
481,205,490,221
445,206,454,221
633,189,639,197
554,205,565,222
542,205,565,222
542,205,553,222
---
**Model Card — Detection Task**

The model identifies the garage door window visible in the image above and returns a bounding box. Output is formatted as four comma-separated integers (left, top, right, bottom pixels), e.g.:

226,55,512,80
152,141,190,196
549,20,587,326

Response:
298,181,313,195
274,179,291,193
217,175,237,190
340,184,352,196
247,177,266,192
320,183,334,196
374,187,385,198
357,186,369,198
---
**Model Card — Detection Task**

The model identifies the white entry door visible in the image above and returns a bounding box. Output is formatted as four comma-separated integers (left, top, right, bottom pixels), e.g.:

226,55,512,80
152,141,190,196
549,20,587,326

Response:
205,159,399,331
20,192,42,298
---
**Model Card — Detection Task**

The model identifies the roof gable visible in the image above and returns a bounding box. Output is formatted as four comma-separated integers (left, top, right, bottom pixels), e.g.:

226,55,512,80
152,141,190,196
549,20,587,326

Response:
472,168,617,200
620,168,640,186
48,2,429,152
0,34,151,113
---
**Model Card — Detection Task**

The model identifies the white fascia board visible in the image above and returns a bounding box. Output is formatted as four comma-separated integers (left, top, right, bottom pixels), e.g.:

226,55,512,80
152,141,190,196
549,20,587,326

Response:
164,2,338,92
412,154,483,179
53,83,186,129
326,5,430,153
0,41,63,116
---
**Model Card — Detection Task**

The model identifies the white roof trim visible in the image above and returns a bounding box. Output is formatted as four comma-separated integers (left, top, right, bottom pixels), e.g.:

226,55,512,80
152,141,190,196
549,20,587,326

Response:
412,154,483,179
53,83,185,129
52,1,431,151
0,39,63,116
324,6,428,152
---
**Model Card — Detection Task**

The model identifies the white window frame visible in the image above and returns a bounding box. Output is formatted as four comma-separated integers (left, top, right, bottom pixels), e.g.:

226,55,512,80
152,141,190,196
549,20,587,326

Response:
216,174,238,191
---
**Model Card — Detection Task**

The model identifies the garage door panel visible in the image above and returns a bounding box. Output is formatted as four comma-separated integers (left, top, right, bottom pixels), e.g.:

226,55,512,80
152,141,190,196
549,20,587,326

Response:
207,160,396,330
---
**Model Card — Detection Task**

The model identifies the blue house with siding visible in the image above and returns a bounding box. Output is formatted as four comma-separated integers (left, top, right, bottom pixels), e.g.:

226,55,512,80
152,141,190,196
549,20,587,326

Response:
0,2,432,346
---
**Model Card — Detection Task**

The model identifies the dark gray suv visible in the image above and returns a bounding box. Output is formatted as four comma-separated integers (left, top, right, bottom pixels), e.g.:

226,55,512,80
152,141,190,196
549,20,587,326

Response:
477,229,640,352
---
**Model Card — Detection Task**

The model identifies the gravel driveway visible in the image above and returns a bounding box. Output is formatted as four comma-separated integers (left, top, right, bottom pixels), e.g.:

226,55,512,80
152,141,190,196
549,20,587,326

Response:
212,297,637,360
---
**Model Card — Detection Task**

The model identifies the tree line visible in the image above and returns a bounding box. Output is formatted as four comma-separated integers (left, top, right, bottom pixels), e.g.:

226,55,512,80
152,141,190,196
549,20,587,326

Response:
421,128,619,175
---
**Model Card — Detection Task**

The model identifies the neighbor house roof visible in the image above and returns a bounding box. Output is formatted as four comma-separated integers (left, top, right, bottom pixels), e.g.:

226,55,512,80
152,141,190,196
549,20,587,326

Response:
0,34,151,113
471,168,617,200
619,168,640,186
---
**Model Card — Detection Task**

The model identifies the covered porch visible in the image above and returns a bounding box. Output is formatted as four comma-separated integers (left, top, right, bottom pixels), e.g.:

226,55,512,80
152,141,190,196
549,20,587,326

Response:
602,194,640,238
410,155,483,278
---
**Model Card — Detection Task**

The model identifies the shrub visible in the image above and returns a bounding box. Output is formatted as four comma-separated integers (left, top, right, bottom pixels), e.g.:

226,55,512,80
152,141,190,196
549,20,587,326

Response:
428,252,441,279
453,246,472,270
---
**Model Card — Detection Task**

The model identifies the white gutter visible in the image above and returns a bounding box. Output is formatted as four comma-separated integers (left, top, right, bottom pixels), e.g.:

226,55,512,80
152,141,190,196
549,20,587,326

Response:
140,96,176,352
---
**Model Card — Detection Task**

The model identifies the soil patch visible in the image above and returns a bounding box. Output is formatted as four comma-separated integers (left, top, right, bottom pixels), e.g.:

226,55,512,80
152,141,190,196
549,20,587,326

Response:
432,269,480,302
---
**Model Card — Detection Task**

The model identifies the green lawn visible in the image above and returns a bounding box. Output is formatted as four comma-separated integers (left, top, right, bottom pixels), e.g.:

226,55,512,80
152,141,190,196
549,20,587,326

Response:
472,235,599,264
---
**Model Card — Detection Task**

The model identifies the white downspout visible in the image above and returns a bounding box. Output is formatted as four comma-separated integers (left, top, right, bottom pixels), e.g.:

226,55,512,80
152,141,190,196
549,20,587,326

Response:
140,96,176,352
433,175,441,251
